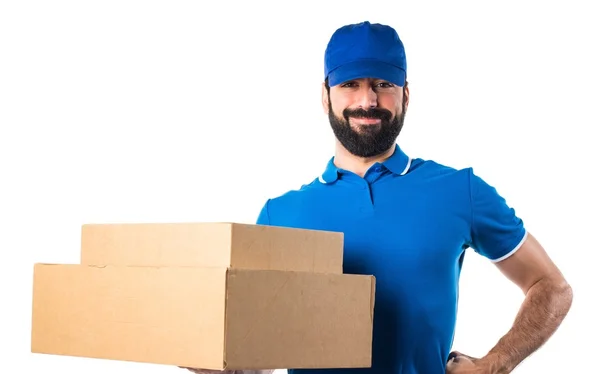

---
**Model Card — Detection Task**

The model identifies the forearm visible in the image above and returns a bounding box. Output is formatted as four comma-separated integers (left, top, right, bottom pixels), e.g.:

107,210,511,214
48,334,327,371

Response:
481,275,573,373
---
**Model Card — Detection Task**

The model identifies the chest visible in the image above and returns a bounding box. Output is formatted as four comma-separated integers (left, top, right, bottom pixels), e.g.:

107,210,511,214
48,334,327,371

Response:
284,184,471,281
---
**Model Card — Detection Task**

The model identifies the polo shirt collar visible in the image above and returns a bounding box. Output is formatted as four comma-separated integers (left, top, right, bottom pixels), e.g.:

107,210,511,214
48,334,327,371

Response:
319,144,412,184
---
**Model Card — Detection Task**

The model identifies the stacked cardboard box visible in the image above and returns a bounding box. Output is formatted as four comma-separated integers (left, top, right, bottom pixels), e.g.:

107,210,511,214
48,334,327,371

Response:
30,222,376,370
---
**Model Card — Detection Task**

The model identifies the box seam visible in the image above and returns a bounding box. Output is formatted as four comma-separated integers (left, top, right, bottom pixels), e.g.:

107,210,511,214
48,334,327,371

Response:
222,267,229,369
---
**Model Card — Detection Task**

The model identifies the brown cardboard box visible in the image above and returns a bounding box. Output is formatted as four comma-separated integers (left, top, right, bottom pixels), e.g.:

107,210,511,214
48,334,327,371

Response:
81,222,343,273
31,263,375,370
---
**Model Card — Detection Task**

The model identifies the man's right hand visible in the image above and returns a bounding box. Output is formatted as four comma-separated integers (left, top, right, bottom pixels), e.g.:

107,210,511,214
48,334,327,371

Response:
179,368,223,374
179,367,275,374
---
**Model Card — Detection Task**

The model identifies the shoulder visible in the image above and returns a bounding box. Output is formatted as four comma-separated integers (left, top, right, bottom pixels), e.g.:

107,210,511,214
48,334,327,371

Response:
255,176,327,225
263,177,326,209
410,157,527,261
411,157,512,209
407,157,475,188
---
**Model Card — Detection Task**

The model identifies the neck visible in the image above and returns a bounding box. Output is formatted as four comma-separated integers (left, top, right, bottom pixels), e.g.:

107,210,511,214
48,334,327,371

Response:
333,141,396,178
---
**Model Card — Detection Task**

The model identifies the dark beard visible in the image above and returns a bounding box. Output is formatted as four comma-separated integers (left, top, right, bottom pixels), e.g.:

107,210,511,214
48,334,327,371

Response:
328,101,405,158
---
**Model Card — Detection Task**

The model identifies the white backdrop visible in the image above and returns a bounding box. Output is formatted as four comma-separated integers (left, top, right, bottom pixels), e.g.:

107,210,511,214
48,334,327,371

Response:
1,0,598,372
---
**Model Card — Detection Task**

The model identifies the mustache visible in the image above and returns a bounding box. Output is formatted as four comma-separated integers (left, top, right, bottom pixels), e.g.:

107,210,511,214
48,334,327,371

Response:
343,107,393,122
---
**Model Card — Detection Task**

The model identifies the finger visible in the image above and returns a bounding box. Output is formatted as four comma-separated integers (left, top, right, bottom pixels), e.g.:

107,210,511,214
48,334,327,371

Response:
446,352,461,365
446,358,458,373
449,350,477,362
447,351,463,362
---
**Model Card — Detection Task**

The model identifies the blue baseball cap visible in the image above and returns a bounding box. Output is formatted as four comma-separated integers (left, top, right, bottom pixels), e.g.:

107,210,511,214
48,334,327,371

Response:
324,21,407,87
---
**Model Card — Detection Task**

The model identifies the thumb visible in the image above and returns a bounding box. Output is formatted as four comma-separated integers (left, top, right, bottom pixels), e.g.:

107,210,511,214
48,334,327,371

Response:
446,356,460,372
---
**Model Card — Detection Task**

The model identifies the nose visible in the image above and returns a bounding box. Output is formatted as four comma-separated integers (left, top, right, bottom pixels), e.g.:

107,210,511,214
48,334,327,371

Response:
357,86,378,109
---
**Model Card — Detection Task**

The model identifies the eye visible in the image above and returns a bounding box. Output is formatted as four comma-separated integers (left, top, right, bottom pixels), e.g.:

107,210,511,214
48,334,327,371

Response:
374,81,395,88
340,81,359,88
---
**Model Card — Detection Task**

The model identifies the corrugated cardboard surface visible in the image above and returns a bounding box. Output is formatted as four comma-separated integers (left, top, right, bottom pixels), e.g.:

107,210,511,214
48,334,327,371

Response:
224,268,375,369
31,264,227,369
80,222,343,273
31,264,375,370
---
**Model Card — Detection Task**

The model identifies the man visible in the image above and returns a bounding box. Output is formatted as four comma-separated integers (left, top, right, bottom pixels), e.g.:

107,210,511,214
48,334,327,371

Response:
185,21,573,374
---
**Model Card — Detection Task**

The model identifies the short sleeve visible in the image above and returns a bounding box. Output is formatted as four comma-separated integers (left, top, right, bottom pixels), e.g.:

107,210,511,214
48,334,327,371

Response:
255,199,271,225
468,168,528,262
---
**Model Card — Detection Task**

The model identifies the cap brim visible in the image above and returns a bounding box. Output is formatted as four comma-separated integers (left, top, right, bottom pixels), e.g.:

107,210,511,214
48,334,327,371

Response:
327,60,406,87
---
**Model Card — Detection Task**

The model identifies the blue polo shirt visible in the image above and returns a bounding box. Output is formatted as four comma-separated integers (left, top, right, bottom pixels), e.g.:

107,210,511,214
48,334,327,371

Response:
255,144,527,374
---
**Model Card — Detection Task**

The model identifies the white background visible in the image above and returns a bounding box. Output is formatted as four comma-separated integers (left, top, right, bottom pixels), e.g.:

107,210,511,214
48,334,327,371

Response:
1,0,598,372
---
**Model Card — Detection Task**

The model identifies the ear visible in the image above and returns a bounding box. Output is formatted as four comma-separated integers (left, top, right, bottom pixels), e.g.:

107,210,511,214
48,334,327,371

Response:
321,82,330,114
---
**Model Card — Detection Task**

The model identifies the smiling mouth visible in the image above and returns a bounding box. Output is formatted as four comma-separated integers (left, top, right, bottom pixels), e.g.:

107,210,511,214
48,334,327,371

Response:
350,117,381,125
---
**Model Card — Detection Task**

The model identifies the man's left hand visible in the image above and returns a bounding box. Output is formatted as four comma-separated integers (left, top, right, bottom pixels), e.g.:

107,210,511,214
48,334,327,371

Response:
446,351,494,374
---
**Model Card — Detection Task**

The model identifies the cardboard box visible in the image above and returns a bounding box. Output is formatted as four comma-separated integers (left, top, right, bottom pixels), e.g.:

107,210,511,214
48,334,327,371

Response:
81,222,343,273
31,263,375,370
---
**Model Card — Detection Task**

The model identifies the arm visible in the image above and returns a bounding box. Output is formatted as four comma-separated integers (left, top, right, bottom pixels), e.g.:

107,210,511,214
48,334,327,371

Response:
448,169,573,373
477,233,573,372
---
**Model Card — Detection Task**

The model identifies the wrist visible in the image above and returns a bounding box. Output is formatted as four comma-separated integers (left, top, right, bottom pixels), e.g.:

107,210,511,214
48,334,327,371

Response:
478,353,511,374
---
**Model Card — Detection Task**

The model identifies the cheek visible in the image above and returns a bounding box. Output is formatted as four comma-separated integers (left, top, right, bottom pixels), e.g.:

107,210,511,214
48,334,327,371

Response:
330,98,352,116
378,96,400,111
